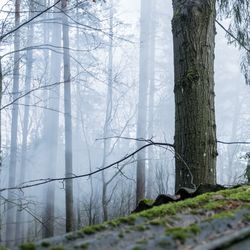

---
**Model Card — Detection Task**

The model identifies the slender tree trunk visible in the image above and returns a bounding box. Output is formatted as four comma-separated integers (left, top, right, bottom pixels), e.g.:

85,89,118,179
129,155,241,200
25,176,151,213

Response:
136,0,151,204
42,0,61,238
62,0,74,232
101,0,114,221
6,0,21,246
172,0,217,191
15,0,35,244
146,0,156,199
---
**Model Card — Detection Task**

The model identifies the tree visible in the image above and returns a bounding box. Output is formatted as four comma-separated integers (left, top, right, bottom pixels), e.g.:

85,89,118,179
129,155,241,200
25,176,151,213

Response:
42,0,62,238
172,0,217,191
62,0,74,232
15,0,35,244
6,0,21,246
136,0,152,204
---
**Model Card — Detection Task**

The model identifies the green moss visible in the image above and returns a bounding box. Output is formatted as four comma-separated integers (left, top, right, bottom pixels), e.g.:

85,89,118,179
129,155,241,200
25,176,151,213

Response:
209,211,235,220
157,239,171,248
132,247,143,250
81,224,106,235
134,224,148,232
166,224,200,243
203,200,226,210
50,246,64,250
141,199,154,206
74,242,89,249
243,213,250,222
41,241,50,247
20,242,36,250
149,218,162,226
227,187,250,201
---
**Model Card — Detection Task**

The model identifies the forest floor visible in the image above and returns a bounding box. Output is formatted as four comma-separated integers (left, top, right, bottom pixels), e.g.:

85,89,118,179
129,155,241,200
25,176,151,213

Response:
13,186,250,250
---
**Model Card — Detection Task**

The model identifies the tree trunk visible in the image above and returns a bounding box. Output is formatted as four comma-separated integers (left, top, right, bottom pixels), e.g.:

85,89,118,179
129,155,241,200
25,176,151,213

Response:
136,0,151,204
42,0,62,238
6,0,21,246
62,0,74,233
15,0,34,244
101,0,114,222
172,0,217,192
146,0,156,199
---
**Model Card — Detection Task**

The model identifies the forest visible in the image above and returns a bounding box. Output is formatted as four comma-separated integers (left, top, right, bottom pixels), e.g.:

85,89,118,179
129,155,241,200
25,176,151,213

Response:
0,0,250,249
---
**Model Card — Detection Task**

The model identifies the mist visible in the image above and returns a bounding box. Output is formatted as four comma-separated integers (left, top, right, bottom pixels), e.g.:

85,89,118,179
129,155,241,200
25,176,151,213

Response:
0,0,249,247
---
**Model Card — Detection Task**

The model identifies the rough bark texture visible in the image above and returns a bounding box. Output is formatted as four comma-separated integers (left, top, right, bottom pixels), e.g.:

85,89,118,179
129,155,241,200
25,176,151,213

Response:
172,0,217,191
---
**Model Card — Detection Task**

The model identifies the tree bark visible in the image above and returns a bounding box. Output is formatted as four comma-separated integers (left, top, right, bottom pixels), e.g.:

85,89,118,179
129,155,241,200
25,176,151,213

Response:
172,0,217,191
62,0,74,232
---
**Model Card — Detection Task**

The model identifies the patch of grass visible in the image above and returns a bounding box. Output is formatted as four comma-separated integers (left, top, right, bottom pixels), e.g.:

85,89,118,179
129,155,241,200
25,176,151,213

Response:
165,224,200,243
136,238,148,244
19,242,36,250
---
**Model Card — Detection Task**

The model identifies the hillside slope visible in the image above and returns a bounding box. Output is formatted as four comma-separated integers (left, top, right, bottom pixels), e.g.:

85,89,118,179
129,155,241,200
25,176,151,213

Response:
13,186,250,250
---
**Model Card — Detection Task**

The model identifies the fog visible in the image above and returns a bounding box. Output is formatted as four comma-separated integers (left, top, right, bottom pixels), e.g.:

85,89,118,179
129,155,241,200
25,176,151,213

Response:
0,0,249,246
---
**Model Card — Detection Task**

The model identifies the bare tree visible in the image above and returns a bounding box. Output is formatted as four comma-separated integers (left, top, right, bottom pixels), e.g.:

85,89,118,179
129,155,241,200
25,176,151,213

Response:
6,0,21,246
62,0,74,232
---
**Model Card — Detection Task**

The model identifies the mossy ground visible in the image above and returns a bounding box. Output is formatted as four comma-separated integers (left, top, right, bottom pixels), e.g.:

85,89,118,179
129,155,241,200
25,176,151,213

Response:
14,186,250,250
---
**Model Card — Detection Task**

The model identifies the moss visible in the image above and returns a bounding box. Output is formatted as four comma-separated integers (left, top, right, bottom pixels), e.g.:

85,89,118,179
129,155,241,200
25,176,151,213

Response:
141,199,154,206
41,241,50,247
157,239,171,248
134,224,148,232
209,211,235,220
243,213,250,222
81,224,106,235
132,247,143,250
165,224,200,243
118,232,124,238
227,187,250,201
203,200,226,210
65,233,77,240
50,246,64,250
74,242,89,249
20,242,36,250
149,218,162,226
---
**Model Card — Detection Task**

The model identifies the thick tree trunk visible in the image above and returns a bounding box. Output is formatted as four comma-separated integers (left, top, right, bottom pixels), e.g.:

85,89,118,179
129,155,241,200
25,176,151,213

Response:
172,0,217,191
62,0,74,232
136,0,151,204
6,0,21,246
